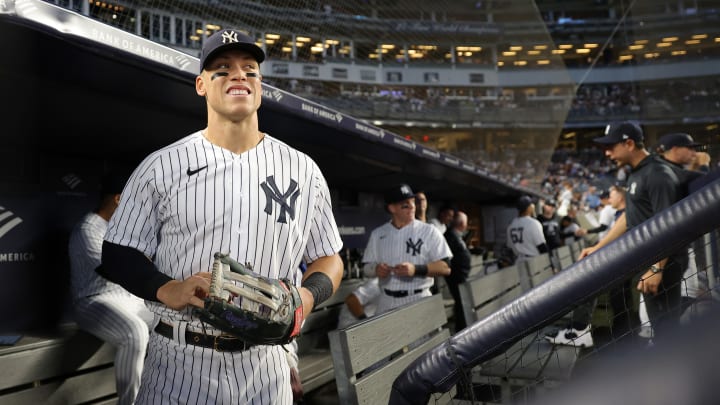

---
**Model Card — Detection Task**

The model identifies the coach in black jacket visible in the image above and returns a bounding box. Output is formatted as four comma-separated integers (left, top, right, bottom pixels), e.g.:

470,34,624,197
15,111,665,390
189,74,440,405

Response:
444,211,472,331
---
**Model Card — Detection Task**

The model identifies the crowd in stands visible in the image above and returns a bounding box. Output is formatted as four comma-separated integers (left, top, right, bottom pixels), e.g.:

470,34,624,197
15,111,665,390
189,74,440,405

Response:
267,76,720,123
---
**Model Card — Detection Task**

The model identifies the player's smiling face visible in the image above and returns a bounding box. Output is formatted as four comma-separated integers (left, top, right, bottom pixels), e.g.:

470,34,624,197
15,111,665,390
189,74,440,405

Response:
197,49,262,120
389,197,416,225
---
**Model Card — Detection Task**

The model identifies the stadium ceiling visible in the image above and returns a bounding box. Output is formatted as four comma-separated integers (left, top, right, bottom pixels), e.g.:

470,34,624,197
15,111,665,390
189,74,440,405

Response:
0,6,539,204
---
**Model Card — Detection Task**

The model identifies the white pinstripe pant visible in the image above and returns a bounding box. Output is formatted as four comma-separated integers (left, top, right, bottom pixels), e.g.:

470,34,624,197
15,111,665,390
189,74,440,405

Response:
74,290,153,405
136,332,293,405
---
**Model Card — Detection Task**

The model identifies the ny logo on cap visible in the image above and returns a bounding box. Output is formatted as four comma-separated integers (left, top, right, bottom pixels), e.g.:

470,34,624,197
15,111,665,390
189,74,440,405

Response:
221,30,239,44
604,124,611,135
401,185,412,195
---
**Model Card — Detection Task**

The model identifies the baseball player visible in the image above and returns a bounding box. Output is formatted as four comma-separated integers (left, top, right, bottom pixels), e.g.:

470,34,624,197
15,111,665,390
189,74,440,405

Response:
68,173,153,405
362,184,451,315
337,277,381,329
506,196,548,263
580,121,687,338
100,29,343,404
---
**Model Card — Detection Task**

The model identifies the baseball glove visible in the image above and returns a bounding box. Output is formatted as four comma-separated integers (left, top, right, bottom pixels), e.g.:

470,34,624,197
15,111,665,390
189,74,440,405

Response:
193,252,303,345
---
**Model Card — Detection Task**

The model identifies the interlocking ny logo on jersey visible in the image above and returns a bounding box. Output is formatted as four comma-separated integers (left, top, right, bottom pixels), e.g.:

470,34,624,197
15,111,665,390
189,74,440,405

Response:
261,176,300,224
406,238,424,256
222,31,239,44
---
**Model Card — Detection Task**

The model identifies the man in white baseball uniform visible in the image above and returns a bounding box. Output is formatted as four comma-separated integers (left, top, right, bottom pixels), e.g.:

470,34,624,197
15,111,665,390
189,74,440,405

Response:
506,195,548,263
100,29,344,404
362,184,451,315
68,173,153,405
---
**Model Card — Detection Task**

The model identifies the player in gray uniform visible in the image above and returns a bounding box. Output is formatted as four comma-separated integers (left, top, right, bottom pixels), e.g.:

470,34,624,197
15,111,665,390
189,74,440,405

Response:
68,174,153,405
506,196,548,263
100,29,343,404
362,184,451,315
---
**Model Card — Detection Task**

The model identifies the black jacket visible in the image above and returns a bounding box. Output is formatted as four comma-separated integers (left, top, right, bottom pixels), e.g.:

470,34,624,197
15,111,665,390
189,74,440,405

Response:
444,228,471,284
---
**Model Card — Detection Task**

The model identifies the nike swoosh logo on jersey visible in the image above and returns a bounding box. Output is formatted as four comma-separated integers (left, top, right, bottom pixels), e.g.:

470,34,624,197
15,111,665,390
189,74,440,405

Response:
187,165,208,176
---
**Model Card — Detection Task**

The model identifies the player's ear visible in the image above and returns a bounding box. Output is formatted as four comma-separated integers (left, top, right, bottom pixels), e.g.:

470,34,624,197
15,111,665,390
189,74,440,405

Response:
196,75,207,97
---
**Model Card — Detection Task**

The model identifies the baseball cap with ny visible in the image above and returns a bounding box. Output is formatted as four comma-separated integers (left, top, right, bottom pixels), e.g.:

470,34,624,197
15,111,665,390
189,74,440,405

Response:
384,184,416,205
200,29,266,72
593,121,644,145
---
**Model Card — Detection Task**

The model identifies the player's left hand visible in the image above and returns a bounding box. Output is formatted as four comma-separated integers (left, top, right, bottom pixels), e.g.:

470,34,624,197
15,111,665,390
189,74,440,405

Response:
392,262,415,277
637,270,662,295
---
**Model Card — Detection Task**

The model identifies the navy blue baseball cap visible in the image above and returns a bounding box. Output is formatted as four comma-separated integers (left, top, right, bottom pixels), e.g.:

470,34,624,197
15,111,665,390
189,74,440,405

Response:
200,29,265,72
516,195,534,212
594,121,644,145
658,133,703,150
384,184,416,205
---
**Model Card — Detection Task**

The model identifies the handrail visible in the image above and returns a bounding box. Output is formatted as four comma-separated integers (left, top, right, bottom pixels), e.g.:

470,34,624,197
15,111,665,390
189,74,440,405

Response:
390,175,720,404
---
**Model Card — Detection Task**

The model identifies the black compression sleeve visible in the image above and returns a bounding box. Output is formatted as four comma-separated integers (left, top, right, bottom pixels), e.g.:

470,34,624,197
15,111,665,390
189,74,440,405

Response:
99,241,173,302
302,272,334,311
587,224,608,234
537,243,549,254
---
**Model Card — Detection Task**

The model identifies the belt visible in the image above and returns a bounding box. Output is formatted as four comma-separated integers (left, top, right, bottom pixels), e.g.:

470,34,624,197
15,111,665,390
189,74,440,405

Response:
384,288,424,298
154,321,254,352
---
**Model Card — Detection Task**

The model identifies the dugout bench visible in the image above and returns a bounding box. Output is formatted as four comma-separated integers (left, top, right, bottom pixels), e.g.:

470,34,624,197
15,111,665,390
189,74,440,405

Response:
0,325,117,405
329,294,455,405
0,278,364,404
458,247,580,403
296,277,364,393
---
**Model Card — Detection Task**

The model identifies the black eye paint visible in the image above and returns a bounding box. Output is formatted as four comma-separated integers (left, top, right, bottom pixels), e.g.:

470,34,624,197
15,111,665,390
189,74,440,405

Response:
247,72,259,78
211,72,229,80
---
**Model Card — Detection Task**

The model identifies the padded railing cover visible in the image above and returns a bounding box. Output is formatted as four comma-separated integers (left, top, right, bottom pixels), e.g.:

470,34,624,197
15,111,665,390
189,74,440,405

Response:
390,176,720,404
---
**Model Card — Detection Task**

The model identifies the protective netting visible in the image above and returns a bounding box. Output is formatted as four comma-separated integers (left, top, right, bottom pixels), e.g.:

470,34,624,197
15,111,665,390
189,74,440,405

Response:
445,230,719,404
44,0,720,191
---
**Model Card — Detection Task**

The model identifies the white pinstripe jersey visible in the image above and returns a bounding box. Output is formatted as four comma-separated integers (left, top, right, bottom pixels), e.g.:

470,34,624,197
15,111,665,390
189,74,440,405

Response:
506,215,546,259
68,212,124,300
362,219,452,292
105,131,343,328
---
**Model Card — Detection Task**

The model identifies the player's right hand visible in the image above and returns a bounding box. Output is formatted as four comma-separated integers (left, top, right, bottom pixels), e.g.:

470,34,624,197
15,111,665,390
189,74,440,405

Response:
578,247,596,259
157,272,211,310
375,263,392,278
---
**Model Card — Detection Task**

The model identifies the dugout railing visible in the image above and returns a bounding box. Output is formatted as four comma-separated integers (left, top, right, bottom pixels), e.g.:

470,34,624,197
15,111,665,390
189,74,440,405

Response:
390,175,720,404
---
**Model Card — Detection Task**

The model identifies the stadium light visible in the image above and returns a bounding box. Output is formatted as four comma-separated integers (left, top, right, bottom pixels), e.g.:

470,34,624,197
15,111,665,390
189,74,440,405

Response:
206,24,221,30
514,60,527,66
576,48,591,54
662,36,679,42
534,45,548,50
629,44,644,50
509,46,523,51
502,51,516,56
296,36,312,42
584,43,599,48
618,55,633,61
656,42,672,48
671,50,687,55
537,60,550,65
685,39,701,45
716,38,720,42
265,39,275,44
325,39,340,45
281,47,291,52
558,44,573,49
692,34,708,39
551,49,566,54
497,61,505,66
266,34,280,40
527,50,540,55
634,39,649,44
381,44,395,49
